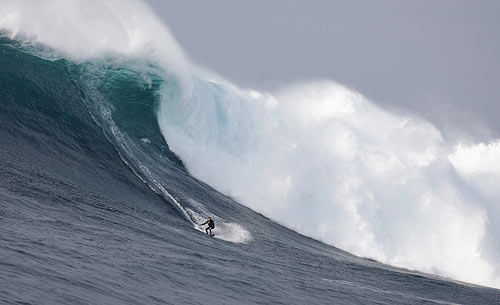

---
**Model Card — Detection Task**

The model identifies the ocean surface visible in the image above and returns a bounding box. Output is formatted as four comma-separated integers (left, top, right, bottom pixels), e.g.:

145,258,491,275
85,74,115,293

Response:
1,1,500,304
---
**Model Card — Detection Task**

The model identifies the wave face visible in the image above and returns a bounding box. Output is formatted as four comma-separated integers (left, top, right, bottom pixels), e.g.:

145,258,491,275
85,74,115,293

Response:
1,0,500,299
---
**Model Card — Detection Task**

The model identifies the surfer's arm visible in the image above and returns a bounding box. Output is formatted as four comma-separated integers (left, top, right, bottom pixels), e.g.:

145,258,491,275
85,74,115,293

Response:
200,220,208,225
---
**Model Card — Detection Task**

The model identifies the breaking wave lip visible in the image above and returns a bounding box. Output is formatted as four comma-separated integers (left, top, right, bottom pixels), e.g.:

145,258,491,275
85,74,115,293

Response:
2,0,500,289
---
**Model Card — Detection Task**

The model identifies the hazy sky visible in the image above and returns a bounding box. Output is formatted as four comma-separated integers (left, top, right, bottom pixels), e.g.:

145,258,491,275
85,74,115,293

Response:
144,0,500,139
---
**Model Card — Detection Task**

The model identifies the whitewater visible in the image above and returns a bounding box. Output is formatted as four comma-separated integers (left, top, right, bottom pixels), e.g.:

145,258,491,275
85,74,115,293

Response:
1,0,500,303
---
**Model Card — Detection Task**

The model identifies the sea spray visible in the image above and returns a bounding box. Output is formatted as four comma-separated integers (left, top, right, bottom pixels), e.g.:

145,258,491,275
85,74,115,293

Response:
158,79,500,288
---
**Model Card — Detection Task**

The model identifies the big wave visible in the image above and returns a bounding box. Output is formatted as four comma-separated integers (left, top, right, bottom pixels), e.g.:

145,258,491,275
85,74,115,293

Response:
1,0,499,288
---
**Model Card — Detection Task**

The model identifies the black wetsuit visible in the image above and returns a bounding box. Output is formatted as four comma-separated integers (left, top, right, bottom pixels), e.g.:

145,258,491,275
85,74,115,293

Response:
201,218,215,234
202,218,214,229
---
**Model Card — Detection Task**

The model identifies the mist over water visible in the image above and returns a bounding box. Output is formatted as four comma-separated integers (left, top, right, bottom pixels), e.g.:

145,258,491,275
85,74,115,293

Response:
2,0,500,289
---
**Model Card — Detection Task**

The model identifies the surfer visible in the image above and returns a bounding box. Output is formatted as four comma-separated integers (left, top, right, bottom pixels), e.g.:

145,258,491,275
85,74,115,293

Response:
201,217,215,236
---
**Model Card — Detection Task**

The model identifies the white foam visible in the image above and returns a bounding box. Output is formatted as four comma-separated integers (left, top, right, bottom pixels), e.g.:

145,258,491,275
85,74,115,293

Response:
158,79,500,288
450,140,500,177
449,140,500,203
0,0,189,84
